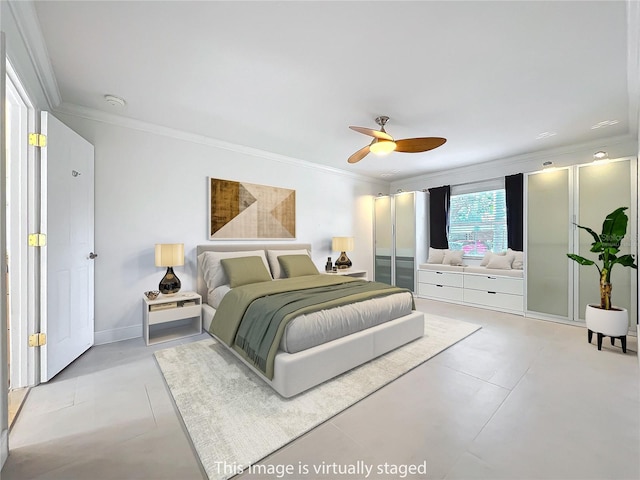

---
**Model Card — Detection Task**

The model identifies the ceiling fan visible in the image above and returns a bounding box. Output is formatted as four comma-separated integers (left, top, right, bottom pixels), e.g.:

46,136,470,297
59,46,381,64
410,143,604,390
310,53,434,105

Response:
348,116,446,164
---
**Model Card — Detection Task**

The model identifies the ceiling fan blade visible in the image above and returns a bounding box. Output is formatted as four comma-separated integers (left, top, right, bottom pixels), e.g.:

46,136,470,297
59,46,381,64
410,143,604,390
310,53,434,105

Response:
349,126,394,141
348,145,370,164
394,137,447,153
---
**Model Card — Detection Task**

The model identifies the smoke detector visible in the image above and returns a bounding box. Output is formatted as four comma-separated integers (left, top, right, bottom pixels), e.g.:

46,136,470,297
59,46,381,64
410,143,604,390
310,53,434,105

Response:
104,94,126,108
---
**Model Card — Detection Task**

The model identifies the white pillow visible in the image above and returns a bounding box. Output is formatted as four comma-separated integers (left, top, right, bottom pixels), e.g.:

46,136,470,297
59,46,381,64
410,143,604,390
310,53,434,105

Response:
508,248,524,270
486,253,515,270
480,251,506,266
266,249,310,279
443,250,463,266
198,250,271,291
427,247,448,264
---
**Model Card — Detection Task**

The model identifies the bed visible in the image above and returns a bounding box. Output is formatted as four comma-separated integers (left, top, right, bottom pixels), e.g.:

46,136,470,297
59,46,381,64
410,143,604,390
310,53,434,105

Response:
197,243,425,397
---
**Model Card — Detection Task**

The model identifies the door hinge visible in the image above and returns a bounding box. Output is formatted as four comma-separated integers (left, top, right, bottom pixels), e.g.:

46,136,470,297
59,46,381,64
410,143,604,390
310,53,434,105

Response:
29,133,47,147
29,333,47,347
28,233,47,247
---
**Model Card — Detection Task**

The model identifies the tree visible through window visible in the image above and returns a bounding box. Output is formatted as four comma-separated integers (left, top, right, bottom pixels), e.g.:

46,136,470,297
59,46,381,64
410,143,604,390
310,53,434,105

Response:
449,189,508,256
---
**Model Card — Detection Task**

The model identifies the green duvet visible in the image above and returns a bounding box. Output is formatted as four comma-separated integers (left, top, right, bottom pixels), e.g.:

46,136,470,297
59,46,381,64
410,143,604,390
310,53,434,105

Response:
210,275,413,379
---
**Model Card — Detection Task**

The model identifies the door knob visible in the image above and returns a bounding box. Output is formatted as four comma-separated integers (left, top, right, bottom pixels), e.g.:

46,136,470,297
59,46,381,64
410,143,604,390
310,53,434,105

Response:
89,252,98,259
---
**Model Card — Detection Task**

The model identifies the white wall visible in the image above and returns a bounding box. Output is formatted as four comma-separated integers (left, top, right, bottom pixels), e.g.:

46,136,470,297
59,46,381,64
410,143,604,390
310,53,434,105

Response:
54,113,387,344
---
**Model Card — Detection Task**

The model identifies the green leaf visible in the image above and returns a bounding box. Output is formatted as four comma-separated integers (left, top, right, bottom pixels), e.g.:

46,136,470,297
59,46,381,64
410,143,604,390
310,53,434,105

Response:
612,254,638,269
567,253,595,266
601,207,628,249
589,242,603,253
575,224,600,245
604,246,620,256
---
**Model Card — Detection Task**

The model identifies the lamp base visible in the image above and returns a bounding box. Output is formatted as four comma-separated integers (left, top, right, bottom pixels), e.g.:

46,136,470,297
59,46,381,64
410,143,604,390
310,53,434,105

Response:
159,266,181,295
334,252,352,269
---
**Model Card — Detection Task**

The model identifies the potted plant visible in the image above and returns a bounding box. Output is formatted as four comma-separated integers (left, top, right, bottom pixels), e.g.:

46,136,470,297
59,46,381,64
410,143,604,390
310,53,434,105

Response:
567,207,637,351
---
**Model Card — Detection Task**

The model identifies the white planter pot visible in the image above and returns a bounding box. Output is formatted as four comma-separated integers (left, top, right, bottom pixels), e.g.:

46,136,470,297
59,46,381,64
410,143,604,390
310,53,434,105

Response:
585,304,629,337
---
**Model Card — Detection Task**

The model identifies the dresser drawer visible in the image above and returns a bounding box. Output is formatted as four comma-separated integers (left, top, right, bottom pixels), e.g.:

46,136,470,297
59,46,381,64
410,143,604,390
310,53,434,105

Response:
418,270,464,288
463,289,523,312
418,283,464,302
463,274,523,295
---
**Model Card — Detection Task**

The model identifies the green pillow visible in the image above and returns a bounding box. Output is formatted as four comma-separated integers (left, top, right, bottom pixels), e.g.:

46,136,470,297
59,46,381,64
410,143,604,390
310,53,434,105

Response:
278,254,319,278
220,256,272,288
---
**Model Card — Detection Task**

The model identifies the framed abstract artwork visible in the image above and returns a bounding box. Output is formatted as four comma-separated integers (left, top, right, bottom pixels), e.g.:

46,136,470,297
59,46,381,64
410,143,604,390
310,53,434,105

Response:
209,177,296,240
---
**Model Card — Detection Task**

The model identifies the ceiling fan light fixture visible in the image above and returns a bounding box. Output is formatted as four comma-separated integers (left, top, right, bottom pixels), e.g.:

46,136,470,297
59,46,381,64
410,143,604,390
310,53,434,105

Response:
347,115,446,164
369,139,397,155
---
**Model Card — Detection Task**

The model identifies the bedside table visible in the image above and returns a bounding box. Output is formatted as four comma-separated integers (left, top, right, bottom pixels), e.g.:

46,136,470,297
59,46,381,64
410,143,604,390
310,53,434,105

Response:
323,269,368,280
142,291,202,345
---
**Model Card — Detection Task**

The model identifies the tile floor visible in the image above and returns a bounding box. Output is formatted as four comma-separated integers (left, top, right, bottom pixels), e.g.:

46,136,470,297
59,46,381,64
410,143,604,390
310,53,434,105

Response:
2,299,638,480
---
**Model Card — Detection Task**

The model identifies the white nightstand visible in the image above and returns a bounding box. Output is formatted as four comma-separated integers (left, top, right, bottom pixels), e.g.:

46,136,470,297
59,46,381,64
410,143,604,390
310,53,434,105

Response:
142,291,202,345
323,269,368,280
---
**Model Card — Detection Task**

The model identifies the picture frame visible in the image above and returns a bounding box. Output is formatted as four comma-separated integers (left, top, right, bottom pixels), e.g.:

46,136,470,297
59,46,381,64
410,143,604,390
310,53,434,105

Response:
208,177,296,240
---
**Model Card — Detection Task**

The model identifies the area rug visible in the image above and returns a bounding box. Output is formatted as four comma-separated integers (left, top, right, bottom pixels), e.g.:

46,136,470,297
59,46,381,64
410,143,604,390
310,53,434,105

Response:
154,314,481,480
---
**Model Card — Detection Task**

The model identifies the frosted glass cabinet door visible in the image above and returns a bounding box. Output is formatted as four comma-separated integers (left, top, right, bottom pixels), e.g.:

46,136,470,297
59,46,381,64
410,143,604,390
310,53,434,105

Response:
374,196,392,284
394,192,417,289
527,169,570,318
577,160,633,324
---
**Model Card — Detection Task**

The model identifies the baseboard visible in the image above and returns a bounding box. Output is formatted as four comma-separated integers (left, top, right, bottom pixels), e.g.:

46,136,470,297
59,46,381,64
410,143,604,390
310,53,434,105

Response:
1,427,8,470
94,325,141,345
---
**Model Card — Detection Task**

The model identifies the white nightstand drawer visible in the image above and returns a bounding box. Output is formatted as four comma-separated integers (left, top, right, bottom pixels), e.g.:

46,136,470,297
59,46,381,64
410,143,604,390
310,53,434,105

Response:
148,304,202,325
464,274,523,295
463,288,523,312
418,283,463,302
418,270,463,288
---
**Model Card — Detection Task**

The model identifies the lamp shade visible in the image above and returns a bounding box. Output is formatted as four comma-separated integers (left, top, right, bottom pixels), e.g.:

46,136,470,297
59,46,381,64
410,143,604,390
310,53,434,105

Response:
155,243,184,267
332,237,354,252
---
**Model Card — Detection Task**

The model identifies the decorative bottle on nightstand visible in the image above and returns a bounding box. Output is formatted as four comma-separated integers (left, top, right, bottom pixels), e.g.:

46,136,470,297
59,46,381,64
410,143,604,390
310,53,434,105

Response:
325,257,333,272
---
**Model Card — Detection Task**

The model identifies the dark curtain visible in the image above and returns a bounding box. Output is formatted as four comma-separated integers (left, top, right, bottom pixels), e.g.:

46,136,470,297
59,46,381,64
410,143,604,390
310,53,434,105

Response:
428,185,450,249
505,173,524,251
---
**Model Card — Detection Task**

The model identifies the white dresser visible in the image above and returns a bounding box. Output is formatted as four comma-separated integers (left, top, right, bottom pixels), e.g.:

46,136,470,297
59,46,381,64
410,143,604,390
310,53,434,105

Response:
462,273,523,313
417,266,524,315
417,269,463,302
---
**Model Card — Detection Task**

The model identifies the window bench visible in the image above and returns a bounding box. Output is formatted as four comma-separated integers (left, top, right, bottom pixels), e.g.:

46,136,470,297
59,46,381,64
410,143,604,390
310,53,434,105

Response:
417,264,524,315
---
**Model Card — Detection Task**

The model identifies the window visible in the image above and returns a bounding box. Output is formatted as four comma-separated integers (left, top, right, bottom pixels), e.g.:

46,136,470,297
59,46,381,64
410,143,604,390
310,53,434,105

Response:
448,186,507,256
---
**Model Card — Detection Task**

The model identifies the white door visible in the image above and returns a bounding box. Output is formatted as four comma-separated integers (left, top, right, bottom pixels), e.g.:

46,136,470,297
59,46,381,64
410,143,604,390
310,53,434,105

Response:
40,112,95,382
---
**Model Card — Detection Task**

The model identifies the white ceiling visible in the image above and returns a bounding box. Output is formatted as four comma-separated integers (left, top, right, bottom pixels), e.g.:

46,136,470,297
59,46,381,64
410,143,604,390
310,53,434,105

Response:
28,0,636,180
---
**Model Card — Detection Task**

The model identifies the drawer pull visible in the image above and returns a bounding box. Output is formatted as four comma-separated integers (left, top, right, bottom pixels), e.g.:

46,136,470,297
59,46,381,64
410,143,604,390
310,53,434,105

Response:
487,276,497,280
436,284,444,287
436,271,443,274
488,291,497,294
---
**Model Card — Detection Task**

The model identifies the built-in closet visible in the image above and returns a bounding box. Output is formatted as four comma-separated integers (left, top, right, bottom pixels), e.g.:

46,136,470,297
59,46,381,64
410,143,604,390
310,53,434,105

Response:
373,191,427,292
526,158,637,328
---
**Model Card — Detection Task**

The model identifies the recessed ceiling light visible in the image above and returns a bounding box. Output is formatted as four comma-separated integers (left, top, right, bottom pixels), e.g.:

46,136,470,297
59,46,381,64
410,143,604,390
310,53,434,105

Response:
593,151,609,162
590,120,619,129
104,94,126,108
536,131,557,140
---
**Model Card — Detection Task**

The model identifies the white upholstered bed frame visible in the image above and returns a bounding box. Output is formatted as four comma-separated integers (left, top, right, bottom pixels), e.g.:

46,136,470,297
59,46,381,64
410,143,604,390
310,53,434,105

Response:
197,243,425,398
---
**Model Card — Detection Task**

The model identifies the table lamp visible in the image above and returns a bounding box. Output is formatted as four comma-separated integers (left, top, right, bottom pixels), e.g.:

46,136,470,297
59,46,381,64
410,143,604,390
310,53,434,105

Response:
155,243,184,295
332,236,354,269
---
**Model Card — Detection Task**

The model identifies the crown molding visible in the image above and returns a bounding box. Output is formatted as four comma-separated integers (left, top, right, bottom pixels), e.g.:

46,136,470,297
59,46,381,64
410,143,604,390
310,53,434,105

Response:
392,133,636,189
53,102,389,187
7,0,61,108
